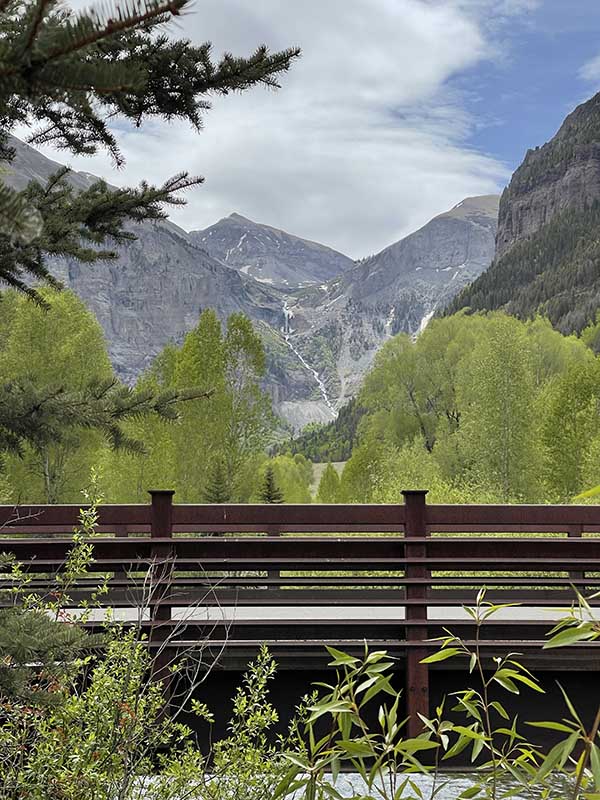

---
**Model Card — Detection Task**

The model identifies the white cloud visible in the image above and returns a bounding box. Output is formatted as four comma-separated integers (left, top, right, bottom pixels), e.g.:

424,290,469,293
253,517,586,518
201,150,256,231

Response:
580,53,600,83
27,0,530,257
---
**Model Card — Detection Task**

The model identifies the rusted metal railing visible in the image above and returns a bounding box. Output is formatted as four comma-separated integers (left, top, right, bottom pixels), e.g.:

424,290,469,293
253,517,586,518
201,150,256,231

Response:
2,492,600,727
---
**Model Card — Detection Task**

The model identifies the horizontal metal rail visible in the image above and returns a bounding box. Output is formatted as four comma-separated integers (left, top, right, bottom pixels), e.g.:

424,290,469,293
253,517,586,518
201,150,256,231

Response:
2,491,600,733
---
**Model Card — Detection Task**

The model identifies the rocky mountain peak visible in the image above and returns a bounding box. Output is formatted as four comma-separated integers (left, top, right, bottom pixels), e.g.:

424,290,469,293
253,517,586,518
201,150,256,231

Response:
228,212,253,223
188,214,354,289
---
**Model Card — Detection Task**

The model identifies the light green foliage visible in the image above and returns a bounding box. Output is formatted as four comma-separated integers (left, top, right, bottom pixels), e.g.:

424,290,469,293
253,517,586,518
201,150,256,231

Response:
454,314,541,501
540,359,600,501
171,309,228,501
342,311,598,504
101,310,275,503
0,288,112,502
100,343,183,503
204,645,296,800
0,628,192,799
280,591,600,800
256,455,313,503
316,462,341,503
171,311,273,501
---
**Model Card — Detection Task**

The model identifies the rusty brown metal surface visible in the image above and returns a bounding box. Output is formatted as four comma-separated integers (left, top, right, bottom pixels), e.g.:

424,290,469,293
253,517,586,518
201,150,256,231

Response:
4,495,600,729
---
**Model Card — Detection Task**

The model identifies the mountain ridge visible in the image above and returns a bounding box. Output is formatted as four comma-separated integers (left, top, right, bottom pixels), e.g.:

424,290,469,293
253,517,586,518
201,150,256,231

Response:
188,211,354,289
5,136,499,430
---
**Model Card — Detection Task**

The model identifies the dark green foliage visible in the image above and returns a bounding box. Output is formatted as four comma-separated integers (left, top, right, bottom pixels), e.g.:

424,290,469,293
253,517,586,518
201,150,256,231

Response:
0,377,206,459
0,606,101,704
259,464,284,504
507,91,600,195
446,202,600,334
283,397,363,462
582,313,600,354
203,459,231,503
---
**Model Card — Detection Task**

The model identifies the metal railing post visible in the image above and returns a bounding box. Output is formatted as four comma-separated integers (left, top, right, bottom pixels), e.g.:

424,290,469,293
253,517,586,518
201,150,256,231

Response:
148,490,175,703
403,490,430,737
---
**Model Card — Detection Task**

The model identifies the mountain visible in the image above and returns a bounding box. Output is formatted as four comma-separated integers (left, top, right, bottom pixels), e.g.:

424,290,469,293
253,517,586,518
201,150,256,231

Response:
4,137,498,430
4,133,101,193
4,137,286,382
448,92,600,333
188,212,354,288
275,195,499,426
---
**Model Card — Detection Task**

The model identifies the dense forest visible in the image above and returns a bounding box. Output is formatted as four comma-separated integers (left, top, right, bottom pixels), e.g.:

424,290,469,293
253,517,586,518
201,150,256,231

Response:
4,287,600,506
337,311,600,504
446,202,600,334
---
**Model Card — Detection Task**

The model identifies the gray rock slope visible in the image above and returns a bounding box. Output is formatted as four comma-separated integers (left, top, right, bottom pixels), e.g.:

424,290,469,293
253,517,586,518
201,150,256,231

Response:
5,137,284,382
189,212,354,289
3,138,498,430
278,196,499,425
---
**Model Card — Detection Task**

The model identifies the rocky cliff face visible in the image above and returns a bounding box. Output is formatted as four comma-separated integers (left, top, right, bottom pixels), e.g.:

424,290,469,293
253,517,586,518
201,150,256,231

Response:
189,212,354,288
447,92,600,335
50,223,285,383
277,196,499,424
496,92,600,258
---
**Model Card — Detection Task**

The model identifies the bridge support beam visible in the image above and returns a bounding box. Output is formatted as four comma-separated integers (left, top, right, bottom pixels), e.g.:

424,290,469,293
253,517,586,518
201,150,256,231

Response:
403,490,430,738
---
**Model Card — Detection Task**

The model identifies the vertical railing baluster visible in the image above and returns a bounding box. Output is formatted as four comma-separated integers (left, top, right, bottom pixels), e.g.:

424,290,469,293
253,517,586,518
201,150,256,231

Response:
403,490,430,738
149,490,175,706
567,524,584,584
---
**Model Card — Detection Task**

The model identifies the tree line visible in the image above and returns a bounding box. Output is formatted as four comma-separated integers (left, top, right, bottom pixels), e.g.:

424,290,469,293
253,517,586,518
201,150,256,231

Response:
0,289,316,504
334,311,600,504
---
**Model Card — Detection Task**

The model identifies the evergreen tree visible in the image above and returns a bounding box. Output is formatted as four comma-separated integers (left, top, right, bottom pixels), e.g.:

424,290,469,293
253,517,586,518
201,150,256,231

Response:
259,464,284,504
316,462,340,503
0,605,99,705
0,0,298,456
203,459,230,504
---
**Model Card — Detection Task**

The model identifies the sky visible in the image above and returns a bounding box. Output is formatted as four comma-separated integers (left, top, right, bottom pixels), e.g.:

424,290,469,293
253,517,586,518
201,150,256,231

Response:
29,0,600,258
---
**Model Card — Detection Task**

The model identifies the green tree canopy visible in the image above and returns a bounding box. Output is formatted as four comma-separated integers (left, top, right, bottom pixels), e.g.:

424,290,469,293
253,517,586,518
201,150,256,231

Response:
340,312,597,505
316,462,340,504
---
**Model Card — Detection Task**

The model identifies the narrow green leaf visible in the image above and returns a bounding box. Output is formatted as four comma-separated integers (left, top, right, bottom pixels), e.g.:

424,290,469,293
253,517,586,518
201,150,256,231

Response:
421,647,462,664
526,720,576,733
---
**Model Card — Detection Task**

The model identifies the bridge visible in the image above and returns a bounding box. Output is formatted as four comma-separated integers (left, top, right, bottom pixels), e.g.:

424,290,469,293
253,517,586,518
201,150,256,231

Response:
2,489,600,736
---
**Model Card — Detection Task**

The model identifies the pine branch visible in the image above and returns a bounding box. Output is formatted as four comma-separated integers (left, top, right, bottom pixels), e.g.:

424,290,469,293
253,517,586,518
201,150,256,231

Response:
22,0,54,54
0,377,212,457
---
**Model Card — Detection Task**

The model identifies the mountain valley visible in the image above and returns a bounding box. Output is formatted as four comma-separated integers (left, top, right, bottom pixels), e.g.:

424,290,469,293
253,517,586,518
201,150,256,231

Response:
6,136,499,429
